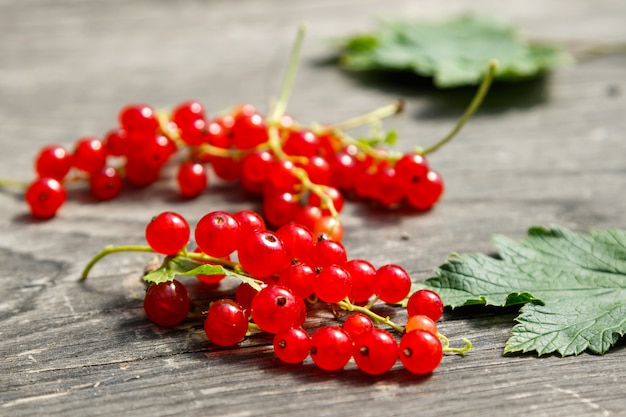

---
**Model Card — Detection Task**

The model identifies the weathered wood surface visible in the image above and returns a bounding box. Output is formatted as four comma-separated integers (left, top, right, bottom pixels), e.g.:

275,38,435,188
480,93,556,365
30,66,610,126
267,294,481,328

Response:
1,0,625,416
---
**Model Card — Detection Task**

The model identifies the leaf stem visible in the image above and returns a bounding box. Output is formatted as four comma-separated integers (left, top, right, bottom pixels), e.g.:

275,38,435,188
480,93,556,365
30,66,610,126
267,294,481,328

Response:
80,245,156,280
418,59,497,155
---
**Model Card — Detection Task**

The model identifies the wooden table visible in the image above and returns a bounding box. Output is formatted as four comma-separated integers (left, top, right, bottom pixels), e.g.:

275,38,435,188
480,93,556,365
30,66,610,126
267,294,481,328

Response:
1,1,625,416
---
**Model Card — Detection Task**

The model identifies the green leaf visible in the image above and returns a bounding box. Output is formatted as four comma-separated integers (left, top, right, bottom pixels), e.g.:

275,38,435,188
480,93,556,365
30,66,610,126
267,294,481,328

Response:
142,256,262,291
418,226,626,356
338,14,572,88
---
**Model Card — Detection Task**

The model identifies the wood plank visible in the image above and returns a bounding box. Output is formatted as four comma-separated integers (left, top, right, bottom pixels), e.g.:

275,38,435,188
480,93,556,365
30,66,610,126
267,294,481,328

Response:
1,0,625,416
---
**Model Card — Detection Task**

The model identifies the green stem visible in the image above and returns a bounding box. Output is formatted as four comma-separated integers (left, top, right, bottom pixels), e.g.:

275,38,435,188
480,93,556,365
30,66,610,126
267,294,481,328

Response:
325,100,404,132
440,335,473,356
418,59,497,155
0,178,29,190
337,299,404,334
270,23,308,121
80,245,156,280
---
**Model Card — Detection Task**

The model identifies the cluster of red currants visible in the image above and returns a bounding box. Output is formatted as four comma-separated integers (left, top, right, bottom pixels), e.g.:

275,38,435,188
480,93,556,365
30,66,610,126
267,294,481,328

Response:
25,100,443,236
82,209,469,376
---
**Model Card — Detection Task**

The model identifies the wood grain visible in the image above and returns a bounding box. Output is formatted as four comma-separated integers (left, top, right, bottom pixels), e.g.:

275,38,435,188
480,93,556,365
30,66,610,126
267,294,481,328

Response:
1,0,625,416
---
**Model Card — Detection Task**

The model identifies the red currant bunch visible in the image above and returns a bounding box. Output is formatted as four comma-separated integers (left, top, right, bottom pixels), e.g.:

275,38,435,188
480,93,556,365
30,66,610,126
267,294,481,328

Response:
81,209,472,376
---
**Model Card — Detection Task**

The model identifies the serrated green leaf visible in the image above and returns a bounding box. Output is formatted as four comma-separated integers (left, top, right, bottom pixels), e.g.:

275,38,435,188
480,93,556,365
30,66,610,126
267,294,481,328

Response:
143,268,176,285
177,263,262,291
338,14,573,88
418,226,626,356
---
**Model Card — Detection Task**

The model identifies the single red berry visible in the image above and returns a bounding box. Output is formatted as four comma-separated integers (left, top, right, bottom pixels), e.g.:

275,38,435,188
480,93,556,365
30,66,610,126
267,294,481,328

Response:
374,264,412,304
262,191,299,228
344,259,377,303
372,167,405,208
405,170,444,211
211,156,241,182
282,129,320,157
119,104,159,134
405,314,438,336
399,329,443,375
328,151,358,190
278,261,316,299
406,289,444,322
273,326,311,364
145,211,190,255
293,205,323,233
251,285,305,334
231,111,267,149
267,159,301,193
275,223,315,264
25,177,67,219
233,210,266,236
171,100,206,127
194,211,241,258
312,237,347,268
35,145,72,180
241,150,276,186
127,134,176,170
342,312,374,341
313,264,352,304
237,230,289,278
143,280,190,327
353,328,398,375
90,166,123,200
394,152,430,188
310,326,352,371
103,128,129,156
299,155,331,186
72,137,107,174
176,161,208,198
312,215,344,242
124,155,161,187
204,299,248,346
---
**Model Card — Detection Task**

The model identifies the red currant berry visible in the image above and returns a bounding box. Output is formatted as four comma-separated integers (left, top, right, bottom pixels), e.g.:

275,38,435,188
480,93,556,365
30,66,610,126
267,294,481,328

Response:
171,100,206,127
344,259,377,303
145,211,190,255
124,156,160,187
406,289,444,322
231,111,267,149
374,264,412,304
300,155,331,186
233,210,266,236
395,153,429,187
262,191,299,227
278,261,316,299
237,230,289,278
293,205,322,233
90,166,123,201
275,223,315,264
310,326,352,371
72,137,107,174
25,177,67,219
399,329,443,375
313,264,352,304
103,128,129,157
241,150,276,186
328,151,358,190
35,145,72,180
405,170,444,211
312,215,344,242
312,237,347,268
143,280,191,327
119,104,159,134
204,299,248,346
176,161,207,199
282,129,320,157
273,326,311,364
210,156,241,182
405,314,438,336
251,285,305,334
353,328,398,375
194,211,241,258
342,312,374,341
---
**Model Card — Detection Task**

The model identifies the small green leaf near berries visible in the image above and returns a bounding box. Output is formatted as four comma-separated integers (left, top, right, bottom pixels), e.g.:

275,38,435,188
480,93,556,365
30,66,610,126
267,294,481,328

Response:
416,226,626,356
337,14,572,88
